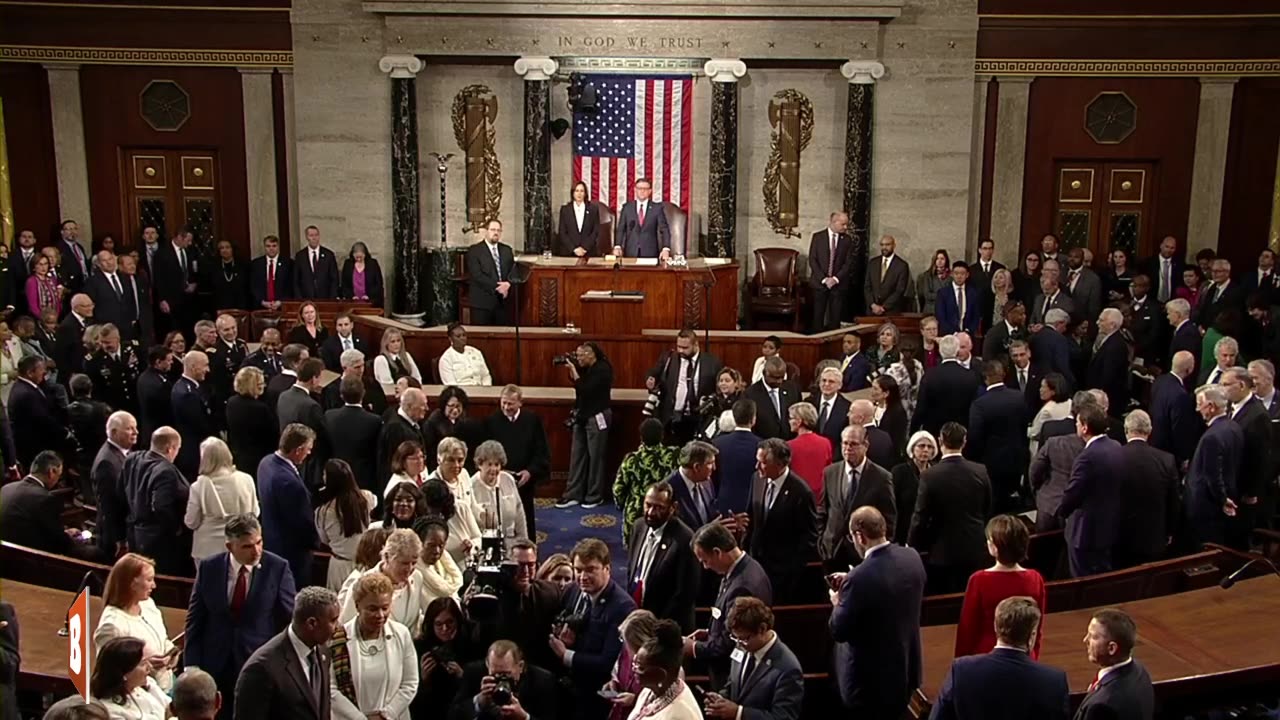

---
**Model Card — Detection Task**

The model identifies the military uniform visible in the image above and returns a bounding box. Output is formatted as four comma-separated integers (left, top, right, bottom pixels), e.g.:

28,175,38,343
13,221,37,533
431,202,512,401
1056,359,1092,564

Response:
206,338,248,431
241,348,283,379
83,342,141,413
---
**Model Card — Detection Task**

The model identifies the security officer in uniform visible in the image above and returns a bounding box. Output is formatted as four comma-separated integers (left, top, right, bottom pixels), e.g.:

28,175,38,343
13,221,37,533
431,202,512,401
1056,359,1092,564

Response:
83,323,141,414
241,327,284,379
206,314,248,431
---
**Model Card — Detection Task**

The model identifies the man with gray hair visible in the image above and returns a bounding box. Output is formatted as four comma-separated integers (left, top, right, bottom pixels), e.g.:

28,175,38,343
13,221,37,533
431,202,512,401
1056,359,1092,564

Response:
1115,410,1180,567
746,438,818,602
234,586,339,720
377,386,427,484
666,439,720,531
1088,308,1131,416
1199,336,1239,385
1248,359,1277,415
172,349,213,479
1030,307,1077,391
1150,350,1200,464
187,513,296,718
259,423,318,583
92,410,138,560
911,334,980,436
1222,367,1270,546
1166,297,1202,376
170,669,220,720
1185,385,1244,547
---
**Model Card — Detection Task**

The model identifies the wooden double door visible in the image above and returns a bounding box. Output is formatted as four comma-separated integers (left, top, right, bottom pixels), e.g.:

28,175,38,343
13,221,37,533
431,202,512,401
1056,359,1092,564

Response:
1052,161,1157,263
122,148,222,251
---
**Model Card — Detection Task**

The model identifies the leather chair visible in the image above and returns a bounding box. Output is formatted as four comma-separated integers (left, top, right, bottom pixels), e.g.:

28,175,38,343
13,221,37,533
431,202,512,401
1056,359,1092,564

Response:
249,311,282,342
595,201,615,256
662,203,689,256
749,247,804,332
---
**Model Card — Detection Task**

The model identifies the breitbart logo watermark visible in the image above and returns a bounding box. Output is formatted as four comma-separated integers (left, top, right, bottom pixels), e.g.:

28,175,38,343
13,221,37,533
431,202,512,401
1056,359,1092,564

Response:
67,588,92,701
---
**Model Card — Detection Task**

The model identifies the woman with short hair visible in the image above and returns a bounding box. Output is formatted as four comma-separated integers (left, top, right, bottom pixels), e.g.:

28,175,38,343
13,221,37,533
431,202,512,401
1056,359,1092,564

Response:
604,609,660,720
425,438,483,565
1028,372,1072,456
226,366,276,473
890,431,937,545
330,572,419,720
470,440,529,551
954,515,1047,659
626,619,701,720
184,437,259,561
385,441,429,497
94,554,177,692
786,402,830,498
91,637,170,720
339,528,431,638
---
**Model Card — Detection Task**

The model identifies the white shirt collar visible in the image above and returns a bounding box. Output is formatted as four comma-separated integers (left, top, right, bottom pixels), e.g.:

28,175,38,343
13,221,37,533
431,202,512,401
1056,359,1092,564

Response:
862,540,891,559
107,439,131,455
286,626,315,671
846,457,868,477
1097,656,1133,681
230,553,258,579
986,383,1004,391
751,631,779,665
1085,434,1104,448
398,408,418,426
181,374,200,387
994,641,1027,653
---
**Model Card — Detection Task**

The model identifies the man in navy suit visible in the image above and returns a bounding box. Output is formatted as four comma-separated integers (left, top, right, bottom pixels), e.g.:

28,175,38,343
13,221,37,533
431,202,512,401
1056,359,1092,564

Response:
745,439,819,602
838,332,872,392
1076,609,1154,720
292,225,340,300
152,228,198,339
744,357,799,441
936,262,981,336
703,597,804,720
686,522,773,689
1057,406,1124,577
911,335,980,436
930,597,1069,720
466,219,517,326
1166,298,1201,379
667,440,722,532
122,427,191,576
968,360,1030,512
1088,308,1132,417
171,350,214,480
1030,308,1077,393
57,219,90,294
249,235,293,311
186,514,296,719
713,399,762,517
1185,385,1244,548
830,506,926,718
807,212,855,332
612,178,671,259
257,424,318,585
1223,368,1271,547
548,538,636,720
1148,351,1200,464
809,367,851,460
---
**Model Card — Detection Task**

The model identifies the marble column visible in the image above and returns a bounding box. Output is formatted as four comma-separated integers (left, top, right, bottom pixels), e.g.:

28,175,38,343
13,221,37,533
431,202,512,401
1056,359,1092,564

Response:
1187,76,1238,256
840,60,883,317
515,57,558,254
990,76,1034,256
704,59,746,259
379,54,425,324
239,68,280,246
44,63,93,239
966,74,993,260
278,66,299,244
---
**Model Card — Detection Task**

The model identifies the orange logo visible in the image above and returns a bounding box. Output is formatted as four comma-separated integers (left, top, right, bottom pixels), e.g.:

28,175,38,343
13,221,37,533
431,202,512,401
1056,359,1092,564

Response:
67,588,91,701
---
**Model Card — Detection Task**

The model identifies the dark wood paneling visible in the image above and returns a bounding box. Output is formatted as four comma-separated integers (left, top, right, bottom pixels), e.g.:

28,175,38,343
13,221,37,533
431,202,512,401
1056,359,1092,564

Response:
1218,78,1280,273
0,6,290,51
1021,77,1199,260
80,65,249,256
977,77,997,243
271,69,291,252
0,63,59,240
978,18,1280,60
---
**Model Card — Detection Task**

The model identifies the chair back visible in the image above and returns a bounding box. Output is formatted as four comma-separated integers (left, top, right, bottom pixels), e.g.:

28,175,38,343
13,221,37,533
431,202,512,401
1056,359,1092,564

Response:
595,201,615,255
663,203,688,256
250,311,282,342
753,248,799,297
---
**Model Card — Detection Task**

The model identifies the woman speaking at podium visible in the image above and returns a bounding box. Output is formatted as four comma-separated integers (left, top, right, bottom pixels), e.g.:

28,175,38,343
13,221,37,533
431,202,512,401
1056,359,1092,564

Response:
556,181,600,257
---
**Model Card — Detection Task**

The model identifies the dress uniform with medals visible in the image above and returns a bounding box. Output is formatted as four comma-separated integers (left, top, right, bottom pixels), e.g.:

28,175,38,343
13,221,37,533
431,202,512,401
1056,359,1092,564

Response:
84,340,141,414
205,338,248,431
241,347,283,379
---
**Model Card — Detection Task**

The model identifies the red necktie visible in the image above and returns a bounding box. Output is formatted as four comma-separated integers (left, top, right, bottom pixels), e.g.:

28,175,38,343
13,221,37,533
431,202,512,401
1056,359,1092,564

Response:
639,203,647,225
231,566,248,618
266,260,276,302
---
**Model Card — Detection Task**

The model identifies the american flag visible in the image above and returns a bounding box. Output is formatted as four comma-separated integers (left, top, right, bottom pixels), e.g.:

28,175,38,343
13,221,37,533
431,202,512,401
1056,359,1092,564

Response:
572,75,693,213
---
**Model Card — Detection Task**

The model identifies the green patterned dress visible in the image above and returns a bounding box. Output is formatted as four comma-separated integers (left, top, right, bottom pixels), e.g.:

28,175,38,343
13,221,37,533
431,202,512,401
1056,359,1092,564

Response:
613,443,680,540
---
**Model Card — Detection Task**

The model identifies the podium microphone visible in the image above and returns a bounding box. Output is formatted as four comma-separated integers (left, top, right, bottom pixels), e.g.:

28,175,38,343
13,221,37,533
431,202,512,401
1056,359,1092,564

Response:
1220,555,1280,590
59,570,99,637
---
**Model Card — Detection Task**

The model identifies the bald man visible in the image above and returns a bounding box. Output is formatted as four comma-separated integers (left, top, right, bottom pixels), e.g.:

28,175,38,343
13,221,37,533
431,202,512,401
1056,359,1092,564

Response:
172,350,214,480
864,235,911,315
808,212,855,331
1149,350,1200,465
377,387,428,493
122,426,192,575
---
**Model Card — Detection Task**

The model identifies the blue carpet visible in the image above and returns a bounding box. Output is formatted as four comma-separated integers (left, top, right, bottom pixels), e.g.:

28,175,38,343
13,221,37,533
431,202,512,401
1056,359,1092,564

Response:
534,499,629,578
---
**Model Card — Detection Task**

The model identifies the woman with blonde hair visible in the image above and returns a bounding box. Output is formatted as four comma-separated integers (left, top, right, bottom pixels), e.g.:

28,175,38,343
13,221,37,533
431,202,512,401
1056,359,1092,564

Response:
604,609,660,720
184,437,259,561
285,301,328,357
226,365,276,473
330,572,420,720
339,528,431,637
984,267,1014,330
425,437,483,564
373,329,423,384
536,553,574,595
94,554,177,692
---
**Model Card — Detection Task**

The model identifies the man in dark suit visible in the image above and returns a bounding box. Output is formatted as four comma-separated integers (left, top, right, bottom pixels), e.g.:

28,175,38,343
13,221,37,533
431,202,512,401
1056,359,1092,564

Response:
1166,299,1201,377
970,238,1006,292
57,219,90,294
323,377,383,498
1057,406,1123,577
1197,258,1246,328
646,329,723,444
810,366,851,458
1199,336,1239,386
936,262,982,336
8,356,71,468
467,219,518,325
819,424,897,571
257,424,319,585
377,388,427,495
1223,368,1272,547
318,312,368,372
264,343,308,412
171,350,214,480
911,335,980,436
485,385,551,536
665,440,721,536
838,332,873,392
983,299,1027,363
241,328,284,380
744,357,799,440
713,400,762,517
450,640,558,720
1145,235,1184,304
249,235,293,311
808,212,855,331
292,225,340,300
471,540,563,673
930,597,1069,720
118,254,154,345
123,427,192,575
908,422,992,594
626,482,700,632
1115,410,1179,568
703,597,804,720
968,360,1030,512
1076,609,1154,720
152,228,198,339
92,411,138,561
320,348,386,416
0,451,91,557
1127,275,1166,369
612,178,671,259
86,251,139,342
1088,308,1131,417
686,522,773,689
187,513,296,719
864,234,910,315
1005,340,1043,412
233,586,338,720
547,539,636,720
208,315,249,419
848,399,894,470
137,346,175,445
54,292,95,380
1030,274,1075,327
1185,385,1244,548
6,228,39,316
1148,351,1200,464
1065,248,1104,324
745,439,818,601
275,358,328,483
1030,308,1077,393
830,507,926,718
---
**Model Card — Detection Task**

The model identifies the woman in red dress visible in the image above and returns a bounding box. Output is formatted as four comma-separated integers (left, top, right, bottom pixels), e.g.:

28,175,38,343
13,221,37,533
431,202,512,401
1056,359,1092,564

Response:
954,515,1047,659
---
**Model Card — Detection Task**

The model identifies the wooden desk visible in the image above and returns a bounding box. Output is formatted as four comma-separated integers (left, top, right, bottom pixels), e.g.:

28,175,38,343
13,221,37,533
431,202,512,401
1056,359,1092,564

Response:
916,577,1280,716
517,256,739,331
4,580,187,694
579,291,646,334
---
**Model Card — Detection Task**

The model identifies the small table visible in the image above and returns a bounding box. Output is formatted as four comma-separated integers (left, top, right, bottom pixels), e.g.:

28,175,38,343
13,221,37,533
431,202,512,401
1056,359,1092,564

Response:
579,291,646,335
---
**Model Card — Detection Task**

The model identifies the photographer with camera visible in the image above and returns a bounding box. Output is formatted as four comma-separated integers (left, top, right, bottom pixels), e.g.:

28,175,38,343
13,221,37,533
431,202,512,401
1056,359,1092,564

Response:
469,539,562,673
450,640,557,720
645,329,722,445
555,343,614,509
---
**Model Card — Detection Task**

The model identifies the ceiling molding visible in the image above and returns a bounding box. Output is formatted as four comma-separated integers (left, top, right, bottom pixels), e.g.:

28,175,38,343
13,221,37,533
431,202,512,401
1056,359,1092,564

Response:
975,58,1280,76
0,45,291,67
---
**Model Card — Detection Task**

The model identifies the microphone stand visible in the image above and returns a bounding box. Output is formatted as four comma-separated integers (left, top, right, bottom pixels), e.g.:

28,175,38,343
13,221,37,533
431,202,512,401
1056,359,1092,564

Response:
611,259,622,297
1207,543,1280,589
59,570,99,637
509,261,532,385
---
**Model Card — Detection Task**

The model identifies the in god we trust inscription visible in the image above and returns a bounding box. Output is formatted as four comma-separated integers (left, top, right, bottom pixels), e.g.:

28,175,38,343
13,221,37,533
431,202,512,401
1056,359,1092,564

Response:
556,35,704,50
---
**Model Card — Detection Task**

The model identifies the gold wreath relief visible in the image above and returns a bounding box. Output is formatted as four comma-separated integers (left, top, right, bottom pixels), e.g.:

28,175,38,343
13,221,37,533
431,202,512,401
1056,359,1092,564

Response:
763,89,814,239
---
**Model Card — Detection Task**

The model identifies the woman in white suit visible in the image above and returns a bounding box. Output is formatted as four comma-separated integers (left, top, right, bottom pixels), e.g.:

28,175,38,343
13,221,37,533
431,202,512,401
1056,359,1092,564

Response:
184,438,259,561
331,572,420,720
